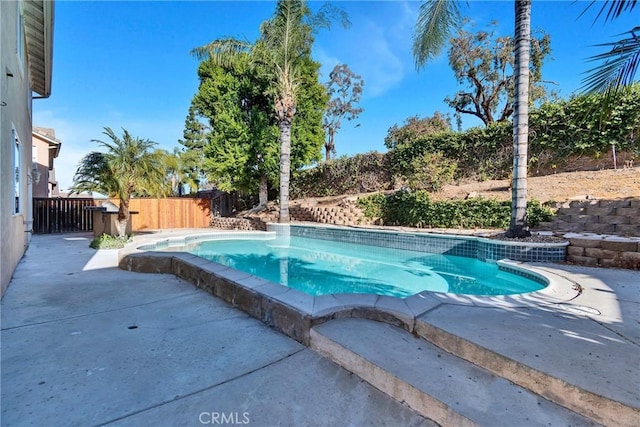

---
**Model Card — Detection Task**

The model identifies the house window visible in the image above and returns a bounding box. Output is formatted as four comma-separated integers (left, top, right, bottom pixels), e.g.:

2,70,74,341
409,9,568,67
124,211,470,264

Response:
32,144,37,163
13,129,22,214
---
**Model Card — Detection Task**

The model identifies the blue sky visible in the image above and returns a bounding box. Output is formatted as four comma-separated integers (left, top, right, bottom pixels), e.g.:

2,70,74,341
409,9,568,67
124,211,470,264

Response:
34,1,638,191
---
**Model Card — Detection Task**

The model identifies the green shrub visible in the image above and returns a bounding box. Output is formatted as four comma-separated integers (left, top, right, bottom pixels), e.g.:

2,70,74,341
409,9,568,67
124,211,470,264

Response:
405,152,457,191
291,151,392,198
89,234,130,249
389,84,639,181
356,192,387,219
358,191,555,229
290,86,639,202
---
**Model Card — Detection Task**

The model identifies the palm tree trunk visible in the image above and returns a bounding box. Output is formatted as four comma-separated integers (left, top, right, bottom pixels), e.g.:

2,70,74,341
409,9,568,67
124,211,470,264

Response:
259,174,268,208
116,197,130,238
279,121,291,223
506,0,532,238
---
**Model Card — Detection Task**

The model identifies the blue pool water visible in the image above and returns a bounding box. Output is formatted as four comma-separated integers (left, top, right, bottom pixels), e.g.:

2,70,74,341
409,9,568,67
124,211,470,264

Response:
185,236,545,297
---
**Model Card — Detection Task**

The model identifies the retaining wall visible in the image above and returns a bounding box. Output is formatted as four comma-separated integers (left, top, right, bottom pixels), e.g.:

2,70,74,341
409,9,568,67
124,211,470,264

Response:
538,199,640,237
566,234,640,269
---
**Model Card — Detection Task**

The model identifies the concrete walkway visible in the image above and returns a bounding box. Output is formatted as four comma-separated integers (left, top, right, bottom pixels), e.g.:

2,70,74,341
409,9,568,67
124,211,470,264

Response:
3,231,639,426
1,233,431,427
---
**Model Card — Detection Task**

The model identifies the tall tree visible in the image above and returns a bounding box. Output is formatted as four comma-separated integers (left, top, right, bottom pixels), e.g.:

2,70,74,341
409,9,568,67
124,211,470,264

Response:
190,54,277,206
413,0,533,237
506,0,532,238
184,45,326,208
322,64,364,160
193,0,347,222
71,127,169,237
445,21,551,126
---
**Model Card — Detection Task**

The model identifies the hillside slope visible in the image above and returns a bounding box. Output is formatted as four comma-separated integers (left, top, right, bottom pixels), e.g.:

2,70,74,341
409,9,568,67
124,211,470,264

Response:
431,167,640,202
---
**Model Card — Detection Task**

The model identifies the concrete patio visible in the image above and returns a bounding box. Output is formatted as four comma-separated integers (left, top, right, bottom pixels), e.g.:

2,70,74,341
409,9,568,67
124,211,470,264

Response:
1,233,430,426
2,230,638,426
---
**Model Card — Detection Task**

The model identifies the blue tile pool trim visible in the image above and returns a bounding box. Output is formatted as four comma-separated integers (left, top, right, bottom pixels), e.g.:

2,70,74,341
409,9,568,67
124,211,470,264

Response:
267,223,568,264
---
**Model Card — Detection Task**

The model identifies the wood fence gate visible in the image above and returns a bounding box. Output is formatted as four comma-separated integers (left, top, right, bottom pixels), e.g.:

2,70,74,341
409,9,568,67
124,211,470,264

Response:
32,198,96,234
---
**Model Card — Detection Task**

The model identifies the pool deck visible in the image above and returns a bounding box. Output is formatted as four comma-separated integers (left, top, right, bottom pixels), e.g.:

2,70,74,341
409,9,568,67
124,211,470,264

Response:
2,229,639,426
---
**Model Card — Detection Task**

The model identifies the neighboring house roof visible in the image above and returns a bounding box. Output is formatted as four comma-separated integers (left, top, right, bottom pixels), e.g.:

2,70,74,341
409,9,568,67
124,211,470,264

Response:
23,0,54,97
33,126,61,159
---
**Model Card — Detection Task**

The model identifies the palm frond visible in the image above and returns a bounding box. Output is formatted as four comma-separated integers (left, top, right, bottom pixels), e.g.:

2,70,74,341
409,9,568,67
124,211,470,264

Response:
72,127,169,199
191,37,251,68
582,27,640,95
71,151,117,196
580,0,637,24
413,0,463,69
313,2,351,31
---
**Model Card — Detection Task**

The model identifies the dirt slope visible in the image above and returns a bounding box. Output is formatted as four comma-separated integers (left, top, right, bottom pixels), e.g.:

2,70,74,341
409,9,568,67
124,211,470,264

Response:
432,167,640,202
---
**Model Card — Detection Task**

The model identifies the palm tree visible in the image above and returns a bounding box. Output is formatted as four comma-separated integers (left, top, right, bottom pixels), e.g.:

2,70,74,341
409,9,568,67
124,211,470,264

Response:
159,147,200,196
507,0,532,238
413,0,532,237
193,0,346,223
72,127,169,237
581,0,639,96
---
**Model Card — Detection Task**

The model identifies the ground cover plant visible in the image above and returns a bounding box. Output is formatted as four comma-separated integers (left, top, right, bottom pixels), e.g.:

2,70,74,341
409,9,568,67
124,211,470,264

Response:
357,190,554,229
90,234,130,250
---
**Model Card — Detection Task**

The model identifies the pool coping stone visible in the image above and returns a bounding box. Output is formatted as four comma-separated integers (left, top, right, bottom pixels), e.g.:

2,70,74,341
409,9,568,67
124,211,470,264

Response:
120,229,582,345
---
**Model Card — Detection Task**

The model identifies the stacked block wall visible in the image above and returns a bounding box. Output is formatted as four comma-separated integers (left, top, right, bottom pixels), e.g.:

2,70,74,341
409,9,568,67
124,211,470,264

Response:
566,235,640,269
537,199,640,236
288,205,369,226
210,217,267,231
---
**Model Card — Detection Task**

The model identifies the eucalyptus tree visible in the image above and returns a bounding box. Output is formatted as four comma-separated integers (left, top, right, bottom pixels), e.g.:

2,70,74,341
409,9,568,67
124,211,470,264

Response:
413,0,533,237
193,0,348,222
71,127,169,237
323,64,364,160
445,21,552,126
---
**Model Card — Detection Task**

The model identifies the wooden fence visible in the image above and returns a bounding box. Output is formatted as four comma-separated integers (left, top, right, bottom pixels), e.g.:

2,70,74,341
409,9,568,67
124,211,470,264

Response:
33,197,212,234
107,197,212,231
33,198,97,234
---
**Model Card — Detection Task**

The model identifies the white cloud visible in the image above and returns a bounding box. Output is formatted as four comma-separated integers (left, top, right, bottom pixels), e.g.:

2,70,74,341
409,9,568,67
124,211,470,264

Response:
356,19,405,97
319,1,419,99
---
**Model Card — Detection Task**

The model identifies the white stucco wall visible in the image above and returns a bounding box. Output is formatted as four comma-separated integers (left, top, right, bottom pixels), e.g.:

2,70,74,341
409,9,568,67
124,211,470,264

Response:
1,0,34,296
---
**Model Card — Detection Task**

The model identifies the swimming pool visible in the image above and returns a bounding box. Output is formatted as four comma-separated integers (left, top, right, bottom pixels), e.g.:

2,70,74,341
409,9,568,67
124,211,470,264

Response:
182,235,545,297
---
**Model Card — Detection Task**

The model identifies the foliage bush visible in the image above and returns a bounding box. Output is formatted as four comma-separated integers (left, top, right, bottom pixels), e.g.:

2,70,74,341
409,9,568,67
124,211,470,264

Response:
291,151,392,198
390,85,639,181
357,191,554,229
390,123,513,181
529,85,640,168
290,85,639,200
89,234,130,249
404,152,458,191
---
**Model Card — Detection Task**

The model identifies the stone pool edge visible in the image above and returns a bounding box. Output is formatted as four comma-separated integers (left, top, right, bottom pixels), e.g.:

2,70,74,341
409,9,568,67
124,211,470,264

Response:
118,230,580,346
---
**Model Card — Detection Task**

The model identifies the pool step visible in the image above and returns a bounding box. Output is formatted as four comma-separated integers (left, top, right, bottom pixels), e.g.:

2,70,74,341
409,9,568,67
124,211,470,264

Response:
310,318,598,427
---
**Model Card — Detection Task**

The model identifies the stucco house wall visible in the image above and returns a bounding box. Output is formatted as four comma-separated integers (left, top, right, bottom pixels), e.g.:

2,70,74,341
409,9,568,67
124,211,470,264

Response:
32,127,61,198
1,0,54,296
